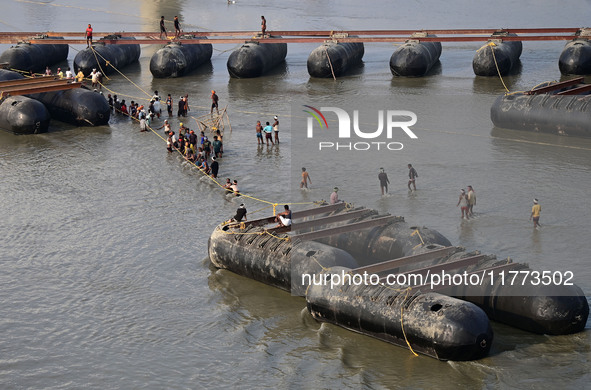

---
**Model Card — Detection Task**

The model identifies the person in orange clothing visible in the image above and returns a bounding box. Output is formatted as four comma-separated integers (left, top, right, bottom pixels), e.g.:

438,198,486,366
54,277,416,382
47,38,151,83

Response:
86,24,93,47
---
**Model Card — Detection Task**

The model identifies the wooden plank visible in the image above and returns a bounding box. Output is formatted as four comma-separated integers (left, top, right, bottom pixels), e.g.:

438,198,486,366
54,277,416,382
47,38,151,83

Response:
527,77,584,95
556,84,591,95
293,215,398,241
352,246,459,275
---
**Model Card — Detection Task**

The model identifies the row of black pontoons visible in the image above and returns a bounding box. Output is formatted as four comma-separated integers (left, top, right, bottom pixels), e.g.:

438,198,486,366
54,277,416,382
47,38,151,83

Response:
1,33,590,136
1,32,590,80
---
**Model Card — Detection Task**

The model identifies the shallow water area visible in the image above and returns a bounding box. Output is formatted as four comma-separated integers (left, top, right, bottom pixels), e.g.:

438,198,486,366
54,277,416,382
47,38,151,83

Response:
1,1,591,389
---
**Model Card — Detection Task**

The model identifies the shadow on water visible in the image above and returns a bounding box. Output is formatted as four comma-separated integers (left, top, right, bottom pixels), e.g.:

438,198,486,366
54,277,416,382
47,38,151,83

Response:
149,61,215,94
226,64,296,105
120,60,142,76
471,61,523,94
490,125,591,161
264,60,290,77
305,60,367,81
388,62,442,90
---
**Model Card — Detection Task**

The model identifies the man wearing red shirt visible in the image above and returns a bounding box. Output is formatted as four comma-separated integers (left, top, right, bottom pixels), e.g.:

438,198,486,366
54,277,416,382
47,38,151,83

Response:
86,24,93,47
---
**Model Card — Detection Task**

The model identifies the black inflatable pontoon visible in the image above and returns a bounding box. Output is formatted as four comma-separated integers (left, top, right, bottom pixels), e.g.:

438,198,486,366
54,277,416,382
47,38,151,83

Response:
473,32,522,76
150,38,213,78
227,38,287,78
390,34,441,77
491,77,591,137
0,35,68,74
74,35,140,76
307,40,364,78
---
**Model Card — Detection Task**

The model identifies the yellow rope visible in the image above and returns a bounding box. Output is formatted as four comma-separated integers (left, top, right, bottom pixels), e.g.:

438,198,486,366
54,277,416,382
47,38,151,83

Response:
89,45,111,81
263,231,290,241
488,42,510,93
411,228,425,250
90,46,151,98
400,288,419,357
325,47,337,81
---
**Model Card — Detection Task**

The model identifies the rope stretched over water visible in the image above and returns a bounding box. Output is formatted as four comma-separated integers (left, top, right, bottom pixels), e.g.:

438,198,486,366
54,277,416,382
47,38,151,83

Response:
87,59,317,212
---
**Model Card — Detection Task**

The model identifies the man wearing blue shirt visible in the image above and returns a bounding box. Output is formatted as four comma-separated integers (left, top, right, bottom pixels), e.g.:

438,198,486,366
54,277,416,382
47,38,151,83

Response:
263,121,274,145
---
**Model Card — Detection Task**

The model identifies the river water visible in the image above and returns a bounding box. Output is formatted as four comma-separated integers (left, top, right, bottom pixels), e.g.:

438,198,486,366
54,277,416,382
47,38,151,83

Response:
1,0,590,389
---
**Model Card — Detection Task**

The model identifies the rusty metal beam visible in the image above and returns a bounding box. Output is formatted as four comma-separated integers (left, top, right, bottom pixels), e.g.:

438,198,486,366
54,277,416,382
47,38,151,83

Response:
266,208,374,235
0,77,67,87
527,77,585,94
291,209,374,232
0,27,581,38
392,254,487,279
411,261,521,293
291,203,347,219
225,203,349,229
293,215,398,242
351,246,459,275
1,81,81,96
17,34,579,46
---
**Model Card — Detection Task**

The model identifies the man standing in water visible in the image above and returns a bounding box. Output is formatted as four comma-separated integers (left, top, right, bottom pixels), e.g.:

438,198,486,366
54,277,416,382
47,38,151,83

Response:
407,163,418,191
272,116,279,144
210,156,219,179
378,168,390,195
255,121,264,144
160,16,167,39
300,167,311,189
530,198,542,229
457,189,469,219
211,90,219,115
178,96,185,117
467,185,476,215
263,122,274,145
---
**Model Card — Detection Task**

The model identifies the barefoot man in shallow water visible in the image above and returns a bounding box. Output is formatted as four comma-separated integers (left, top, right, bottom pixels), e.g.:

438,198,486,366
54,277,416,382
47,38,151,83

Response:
408,163,418,191
300,167,311,189
378,167,390,195
457,189,469,219
530,198,541,228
